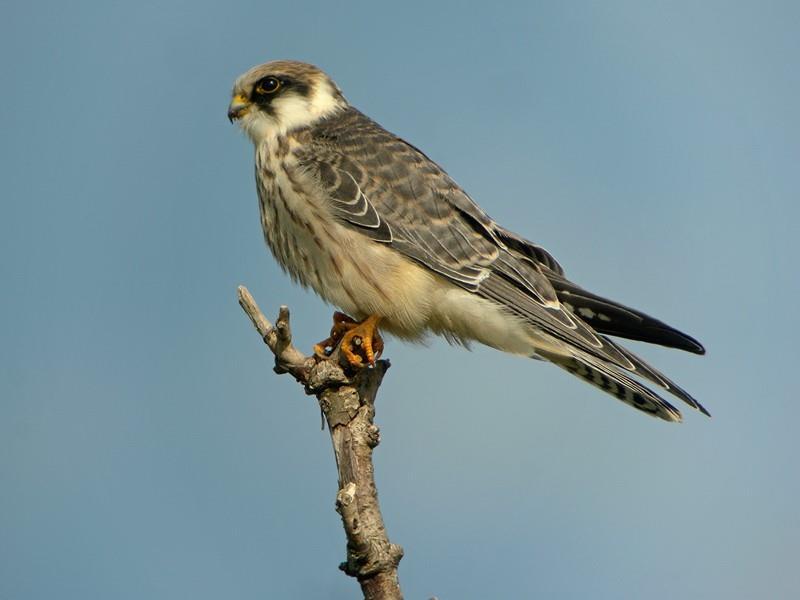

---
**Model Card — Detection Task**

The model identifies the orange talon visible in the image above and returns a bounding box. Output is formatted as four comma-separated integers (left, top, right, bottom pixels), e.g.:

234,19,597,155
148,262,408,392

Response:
314,312,360,359
339,315,383,366
313,342,332,359
314,312,383,365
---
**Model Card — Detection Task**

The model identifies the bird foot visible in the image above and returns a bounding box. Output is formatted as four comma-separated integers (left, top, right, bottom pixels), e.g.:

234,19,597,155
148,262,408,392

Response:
314,312,383,366
340,315,383,366
314,312,358,358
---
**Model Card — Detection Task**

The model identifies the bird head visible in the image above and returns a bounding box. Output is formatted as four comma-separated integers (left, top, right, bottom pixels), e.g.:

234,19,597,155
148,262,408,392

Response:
228,60,347,144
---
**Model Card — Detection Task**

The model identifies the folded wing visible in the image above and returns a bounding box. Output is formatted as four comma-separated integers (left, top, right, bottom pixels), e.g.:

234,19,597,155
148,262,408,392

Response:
296,108,707,421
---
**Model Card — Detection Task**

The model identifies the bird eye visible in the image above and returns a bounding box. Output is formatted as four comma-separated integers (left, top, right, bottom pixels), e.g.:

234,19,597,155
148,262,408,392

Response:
255,76,281,96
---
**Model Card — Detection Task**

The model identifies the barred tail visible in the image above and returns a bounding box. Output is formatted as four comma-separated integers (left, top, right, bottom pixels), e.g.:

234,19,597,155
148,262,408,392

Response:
539,351,683,422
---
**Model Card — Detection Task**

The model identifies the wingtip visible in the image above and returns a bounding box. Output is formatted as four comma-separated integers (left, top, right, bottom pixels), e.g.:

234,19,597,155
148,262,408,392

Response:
687,340,706,355
646,326,705,355
672,328,705,355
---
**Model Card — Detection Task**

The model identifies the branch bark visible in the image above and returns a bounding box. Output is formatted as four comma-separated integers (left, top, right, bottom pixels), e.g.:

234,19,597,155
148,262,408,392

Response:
237,286,404,599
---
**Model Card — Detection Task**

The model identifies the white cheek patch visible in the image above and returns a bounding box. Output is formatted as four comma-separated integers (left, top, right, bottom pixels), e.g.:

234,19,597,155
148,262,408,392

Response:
308,81,345,118
273,95,317,131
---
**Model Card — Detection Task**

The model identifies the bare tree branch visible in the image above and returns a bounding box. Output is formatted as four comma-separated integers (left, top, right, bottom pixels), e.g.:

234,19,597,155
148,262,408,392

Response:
237,286,404,599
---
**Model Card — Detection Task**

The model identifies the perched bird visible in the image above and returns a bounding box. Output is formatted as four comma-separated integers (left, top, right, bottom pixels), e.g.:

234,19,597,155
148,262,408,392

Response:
228,60,708,422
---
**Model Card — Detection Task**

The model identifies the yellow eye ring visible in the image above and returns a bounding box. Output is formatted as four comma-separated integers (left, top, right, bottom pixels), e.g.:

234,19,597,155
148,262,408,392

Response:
255,76,281,96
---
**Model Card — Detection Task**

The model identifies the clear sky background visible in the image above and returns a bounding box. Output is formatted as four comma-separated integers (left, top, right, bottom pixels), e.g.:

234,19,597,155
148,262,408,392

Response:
2,1,798,598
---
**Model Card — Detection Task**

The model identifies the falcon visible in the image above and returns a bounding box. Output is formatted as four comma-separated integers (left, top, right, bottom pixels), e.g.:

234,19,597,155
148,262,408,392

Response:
228,60,708,422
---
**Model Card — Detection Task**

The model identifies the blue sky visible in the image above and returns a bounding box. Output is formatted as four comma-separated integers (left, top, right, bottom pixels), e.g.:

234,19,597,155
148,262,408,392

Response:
2,1,799,598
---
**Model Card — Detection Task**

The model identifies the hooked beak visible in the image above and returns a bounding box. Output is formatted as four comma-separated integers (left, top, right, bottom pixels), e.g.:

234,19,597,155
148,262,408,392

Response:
227,94,250,122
